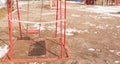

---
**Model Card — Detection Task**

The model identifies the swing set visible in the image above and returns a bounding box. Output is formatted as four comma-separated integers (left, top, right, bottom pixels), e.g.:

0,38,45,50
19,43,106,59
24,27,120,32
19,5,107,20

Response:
1,0,70,62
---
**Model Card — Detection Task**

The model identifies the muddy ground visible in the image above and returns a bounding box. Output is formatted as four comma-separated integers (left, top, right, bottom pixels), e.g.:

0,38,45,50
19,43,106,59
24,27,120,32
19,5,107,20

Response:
0,1,120,64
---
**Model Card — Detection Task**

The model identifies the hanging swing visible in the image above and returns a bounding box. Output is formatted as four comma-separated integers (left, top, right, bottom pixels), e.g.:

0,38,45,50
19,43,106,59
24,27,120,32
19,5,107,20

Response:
26,24,41,34
26,0,43,34
26,30,40,34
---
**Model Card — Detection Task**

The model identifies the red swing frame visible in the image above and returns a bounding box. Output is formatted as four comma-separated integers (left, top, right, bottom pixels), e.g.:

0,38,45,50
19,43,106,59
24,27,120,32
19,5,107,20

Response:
1,0,70,62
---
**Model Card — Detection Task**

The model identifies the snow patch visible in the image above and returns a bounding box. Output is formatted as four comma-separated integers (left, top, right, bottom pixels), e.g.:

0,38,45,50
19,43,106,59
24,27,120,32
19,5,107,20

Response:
34,24,89,36
86,6,120,13
88,48,95,51
13,30,17,33
47,26,56,30
116,26,120,28
102,16,111,19
115,61,120,64
42,12,56,15
0,44,8,58
66,1,81,4
96,24,110,29
83,22,113,30
65,29,78,36
82,22,96,26
96,25,106,29
94,32,98,34
109,50,115,53
77,30,89,33
65,29,89,36
88,48,101,52
116,52,120,56
0,0,6,8
71,14,80,17
78,6,120,17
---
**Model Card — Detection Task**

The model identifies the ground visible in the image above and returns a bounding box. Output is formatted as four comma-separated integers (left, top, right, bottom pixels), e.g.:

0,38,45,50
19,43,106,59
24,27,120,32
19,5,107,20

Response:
0,8,7,19
0,1,120,64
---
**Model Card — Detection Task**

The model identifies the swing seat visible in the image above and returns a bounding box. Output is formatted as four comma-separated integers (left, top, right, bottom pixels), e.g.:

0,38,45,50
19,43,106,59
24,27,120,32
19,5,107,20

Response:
26,29,40,34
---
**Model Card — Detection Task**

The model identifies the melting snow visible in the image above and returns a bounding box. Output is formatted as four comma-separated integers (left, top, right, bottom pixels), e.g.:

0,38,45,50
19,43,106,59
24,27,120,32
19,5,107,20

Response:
71,14,80,17
42,12,56,15
116,52,120,56
47,26,56,30
34,23,89,36
65,29,89,36
78,6,120,17
96,24,110,29
0,44,8,58
57,28,89,36
82,22,96,26
86,6,120,13
67,1,81,3
109,50,115,53
115,61,120,64
88,48,95,51
94,32,98,34
96,25,106,29
116,26,120,28
82,22,112,29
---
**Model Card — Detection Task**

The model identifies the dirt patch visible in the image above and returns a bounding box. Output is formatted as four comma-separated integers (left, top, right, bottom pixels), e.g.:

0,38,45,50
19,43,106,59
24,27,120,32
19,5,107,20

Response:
0,8,7,19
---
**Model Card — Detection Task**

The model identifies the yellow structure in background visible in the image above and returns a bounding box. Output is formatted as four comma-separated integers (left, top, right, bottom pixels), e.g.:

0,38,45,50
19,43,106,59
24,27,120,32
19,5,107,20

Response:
62,0,65,2
49,0,55,8
49,0,65,8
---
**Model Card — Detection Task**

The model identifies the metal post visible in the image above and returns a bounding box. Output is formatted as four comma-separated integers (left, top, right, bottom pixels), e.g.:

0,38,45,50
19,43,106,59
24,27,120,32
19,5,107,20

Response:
7,0,13,61
63,0,66,47
55,0,58,38
16,0,22,39
60,0,63,58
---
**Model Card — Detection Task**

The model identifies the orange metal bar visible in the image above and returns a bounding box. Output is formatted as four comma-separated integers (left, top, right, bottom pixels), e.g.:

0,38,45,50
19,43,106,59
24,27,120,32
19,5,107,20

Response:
64,45,70,58
55,0,59,38
116,0,120,5
63,0,66,46
3,57,70,62
7,0,13,61
16,0,22,39
60,0,64,58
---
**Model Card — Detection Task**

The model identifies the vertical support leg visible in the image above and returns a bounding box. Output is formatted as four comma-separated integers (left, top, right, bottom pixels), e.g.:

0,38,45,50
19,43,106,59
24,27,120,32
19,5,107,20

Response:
8,0,13,61
16,0,22,39
115,0,118,5
60,0,63,58
115,0,116,5
63,0,66,47
55,0,58,38
84,0,86,4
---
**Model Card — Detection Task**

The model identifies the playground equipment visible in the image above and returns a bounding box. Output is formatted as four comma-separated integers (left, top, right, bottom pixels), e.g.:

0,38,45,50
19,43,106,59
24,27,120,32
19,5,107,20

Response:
116,0,120,5
84,0,120,5
49,0,65,8
2,0,70,62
